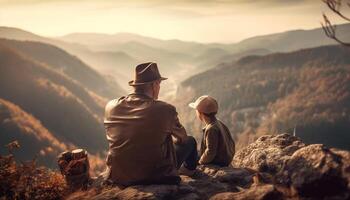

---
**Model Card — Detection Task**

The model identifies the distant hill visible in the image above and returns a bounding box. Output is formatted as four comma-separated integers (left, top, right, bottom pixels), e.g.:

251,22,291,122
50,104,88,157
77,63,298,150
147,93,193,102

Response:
194,48,230,65
77,50,139,85
0,98,106,171
0,26,47,42
0,26,89,56
0,39,124,99
57,24,350,87
59,23,350,55
195,48,271,72
230,23,350,52
0,98,71,167
0,27,131,90
0,27,197,89
177,45,350,150
59,32,164,47
58,32,206,55
0,43,107,153
3,24,349,93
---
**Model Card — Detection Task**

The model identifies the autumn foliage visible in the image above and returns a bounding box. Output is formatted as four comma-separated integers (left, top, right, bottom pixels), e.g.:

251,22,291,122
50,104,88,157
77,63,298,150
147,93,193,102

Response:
0,142,68,200
177,45,350,150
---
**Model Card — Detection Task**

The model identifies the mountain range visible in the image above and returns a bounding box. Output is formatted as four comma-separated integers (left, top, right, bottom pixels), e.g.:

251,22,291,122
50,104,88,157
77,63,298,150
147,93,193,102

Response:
0,23,349,170
176,44,350,150
2,23,349,92
0,39,110,169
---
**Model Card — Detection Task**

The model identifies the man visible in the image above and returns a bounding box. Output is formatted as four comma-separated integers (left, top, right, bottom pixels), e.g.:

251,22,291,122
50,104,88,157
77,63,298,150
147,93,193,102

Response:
189,95,235,167
103,62,198,186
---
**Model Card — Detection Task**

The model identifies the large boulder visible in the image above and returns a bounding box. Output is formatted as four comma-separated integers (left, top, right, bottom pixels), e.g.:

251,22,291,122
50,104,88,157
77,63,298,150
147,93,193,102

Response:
96,184,200,200
277,144,350,199
331,148,350,189
233,133,305,174
67,166,256,200
65,134,350,200
67,184,201,200
180,165,256,199
197,165,255,187
209,184,283,200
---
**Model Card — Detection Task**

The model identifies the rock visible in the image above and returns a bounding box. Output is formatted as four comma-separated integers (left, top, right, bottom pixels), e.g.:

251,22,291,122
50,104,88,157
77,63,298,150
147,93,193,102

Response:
209,184,283,200
233,133,305,174
113,184,199,200
198,165,255,187
180,175,229,199
179,165,256,199
277,144,350,199
90,187,123,200
331,148,350,189
68,184,200,200
65,134,350,200
67,165,254,200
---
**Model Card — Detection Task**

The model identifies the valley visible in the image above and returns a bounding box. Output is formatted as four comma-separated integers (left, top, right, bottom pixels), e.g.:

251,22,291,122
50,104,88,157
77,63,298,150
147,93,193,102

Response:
0,23,349,172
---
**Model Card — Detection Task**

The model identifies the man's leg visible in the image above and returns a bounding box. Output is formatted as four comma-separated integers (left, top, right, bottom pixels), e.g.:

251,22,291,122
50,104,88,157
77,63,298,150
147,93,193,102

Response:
174,136,198,170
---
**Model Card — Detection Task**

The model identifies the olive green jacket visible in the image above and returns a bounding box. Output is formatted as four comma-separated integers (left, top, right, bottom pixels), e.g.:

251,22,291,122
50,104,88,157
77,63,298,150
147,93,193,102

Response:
199,119,235,166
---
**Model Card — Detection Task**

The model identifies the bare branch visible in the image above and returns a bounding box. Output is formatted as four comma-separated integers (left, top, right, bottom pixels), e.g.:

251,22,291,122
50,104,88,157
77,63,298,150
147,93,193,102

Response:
322,0,350,46
323,0,350,21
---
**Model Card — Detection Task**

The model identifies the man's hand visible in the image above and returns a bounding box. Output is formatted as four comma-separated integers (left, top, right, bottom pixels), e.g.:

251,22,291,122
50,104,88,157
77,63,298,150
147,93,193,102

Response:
172,136,181,144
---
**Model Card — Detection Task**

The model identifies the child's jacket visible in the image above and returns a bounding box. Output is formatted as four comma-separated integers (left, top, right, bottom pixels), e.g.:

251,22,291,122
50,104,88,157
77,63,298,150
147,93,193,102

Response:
199,119,235,166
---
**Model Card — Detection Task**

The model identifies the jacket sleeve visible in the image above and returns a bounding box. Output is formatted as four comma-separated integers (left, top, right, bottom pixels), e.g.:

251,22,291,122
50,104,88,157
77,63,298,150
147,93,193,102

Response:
170,107,188,144
199,128,219,164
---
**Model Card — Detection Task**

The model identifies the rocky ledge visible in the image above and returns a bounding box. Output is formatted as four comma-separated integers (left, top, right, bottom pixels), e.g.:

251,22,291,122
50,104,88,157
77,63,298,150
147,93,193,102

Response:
67,134,350,200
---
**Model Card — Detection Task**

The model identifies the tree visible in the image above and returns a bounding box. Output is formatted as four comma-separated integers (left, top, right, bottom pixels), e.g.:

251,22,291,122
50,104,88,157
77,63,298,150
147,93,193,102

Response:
321,0,350,46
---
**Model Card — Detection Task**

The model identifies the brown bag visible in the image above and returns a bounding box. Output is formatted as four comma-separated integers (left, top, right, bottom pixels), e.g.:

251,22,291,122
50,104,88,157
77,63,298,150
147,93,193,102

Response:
57,149,90,191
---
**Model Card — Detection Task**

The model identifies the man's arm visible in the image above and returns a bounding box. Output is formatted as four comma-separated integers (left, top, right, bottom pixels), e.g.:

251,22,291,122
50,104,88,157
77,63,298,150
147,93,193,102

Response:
171,110,188,144
199,129,218,164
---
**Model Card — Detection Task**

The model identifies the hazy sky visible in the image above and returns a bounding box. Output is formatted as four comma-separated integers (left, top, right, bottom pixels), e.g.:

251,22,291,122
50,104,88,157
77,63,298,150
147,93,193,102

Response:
0,0,347,43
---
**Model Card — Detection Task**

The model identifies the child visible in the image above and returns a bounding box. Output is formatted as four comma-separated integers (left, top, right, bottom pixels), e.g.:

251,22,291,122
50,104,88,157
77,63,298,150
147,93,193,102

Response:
189,95,235,166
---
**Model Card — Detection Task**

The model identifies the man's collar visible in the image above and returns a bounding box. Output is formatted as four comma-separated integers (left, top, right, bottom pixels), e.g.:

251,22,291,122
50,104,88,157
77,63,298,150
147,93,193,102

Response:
128,93,153,99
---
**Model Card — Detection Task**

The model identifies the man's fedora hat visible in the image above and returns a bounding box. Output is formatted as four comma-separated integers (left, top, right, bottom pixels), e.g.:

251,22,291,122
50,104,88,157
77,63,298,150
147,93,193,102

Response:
129,62,167,86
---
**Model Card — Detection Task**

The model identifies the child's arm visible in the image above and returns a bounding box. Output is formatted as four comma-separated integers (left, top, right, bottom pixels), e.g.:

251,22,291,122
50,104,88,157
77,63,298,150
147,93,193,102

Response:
199,129,219,164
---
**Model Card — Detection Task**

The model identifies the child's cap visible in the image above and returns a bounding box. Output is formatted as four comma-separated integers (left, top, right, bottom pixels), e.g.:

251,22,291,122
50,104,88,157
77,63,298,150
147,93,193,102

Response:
189,95,218,114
